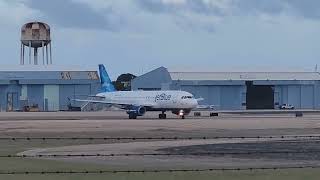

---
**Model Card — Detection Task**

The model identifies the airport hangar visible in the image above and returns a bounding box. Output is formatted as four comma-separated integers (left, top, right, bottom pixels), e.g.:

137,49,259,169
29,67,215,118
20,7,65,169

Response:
132,67,320,110
0,66,100,112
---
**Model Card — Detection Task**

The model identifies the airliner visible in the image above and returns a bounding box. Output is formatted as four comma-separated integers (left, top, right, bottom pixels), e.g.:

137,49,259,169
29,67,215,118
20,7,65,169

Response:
75,64,200,119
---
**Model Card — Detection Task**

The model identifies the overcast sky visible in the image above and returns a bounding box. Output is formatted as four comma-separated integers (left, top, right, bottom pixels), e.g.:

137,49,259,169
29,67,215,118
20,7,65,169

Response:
1,0,320,79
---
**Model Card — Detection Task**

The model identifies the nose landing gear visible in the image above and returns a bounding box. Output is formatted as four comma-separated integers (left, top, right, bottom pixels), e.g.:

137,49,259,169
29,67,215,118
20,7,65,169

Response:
179,110,185,119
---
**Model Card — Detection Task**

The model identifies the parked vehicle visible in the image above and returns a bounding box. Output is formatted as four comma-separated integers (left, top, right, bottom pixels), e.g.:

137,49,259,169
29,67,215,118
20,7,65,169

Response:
279,104,295,110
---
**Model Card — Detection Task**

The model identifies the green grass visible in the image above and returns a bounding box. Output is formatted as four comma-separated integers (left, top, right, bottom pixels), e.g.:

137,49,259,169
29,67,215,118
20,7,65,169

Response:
1,169,320,180
0,140,320,180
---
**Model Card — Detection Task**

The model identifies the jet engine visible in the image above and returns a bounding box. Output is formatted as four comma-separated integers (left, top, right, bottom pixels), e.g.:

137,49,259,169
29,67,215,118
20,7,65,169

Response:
127,106,147,116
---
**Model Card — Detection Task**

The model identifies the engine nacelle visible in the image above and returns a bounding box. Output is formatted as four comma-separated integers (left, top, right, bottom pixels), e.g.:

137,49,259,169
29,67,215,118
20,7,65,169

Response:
127,106,147,116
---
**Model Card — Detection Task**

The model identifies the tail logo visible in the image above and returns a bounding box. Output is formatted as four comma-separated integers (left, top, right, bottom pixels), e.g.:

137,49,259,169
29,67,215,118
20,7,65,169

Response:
98,64,116,92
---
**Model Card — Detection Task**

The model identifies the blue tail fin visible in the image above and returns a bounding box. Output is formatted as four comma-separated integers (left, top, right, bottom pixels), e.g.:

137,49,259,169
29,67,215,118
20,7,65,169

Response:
98,64,116,92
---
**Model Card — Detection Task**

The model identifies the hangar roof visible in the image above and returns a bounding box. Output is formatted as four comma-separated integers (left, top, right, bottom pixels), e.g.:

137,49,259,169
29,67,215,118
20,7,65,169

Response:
169,71,320,81
0,65,96,71
0,66,100,84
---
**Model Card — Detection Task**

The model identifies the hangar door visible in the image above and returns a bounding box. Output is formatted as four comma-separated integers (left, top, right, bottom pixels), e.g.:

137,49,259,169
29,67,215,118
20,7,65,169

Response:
246,81,274,109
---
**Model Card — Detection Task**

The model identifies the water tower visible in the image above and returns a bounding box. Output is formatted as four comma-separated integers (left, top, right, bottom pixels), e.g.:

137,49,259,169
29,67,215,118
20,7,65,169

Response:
20,22,52,65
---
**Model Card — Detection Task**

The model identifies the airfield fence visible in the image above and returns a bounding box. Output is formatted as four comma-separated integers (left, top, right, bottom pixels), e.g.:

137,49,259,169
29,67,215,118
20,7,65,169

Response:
0,166,320,175
1,135,320,141
2,150,320,158
1,135,320,176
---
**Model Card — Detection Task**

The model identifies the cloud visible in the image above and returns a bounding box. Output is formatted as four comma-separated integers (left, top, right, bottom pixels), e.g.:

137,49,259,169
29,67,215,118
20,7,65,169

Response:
137,0,232,15
136,0,320,18
135,0,320,32
135,0,233,32
23,0,125,31
0,0,41,26
4,0,320,34
285,0,320,20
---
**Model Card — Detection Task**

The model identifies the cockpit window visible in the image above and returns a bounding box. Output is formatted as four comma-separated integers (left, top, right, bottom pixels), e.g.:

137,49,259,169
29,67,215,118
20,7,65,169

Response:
182,96,193,99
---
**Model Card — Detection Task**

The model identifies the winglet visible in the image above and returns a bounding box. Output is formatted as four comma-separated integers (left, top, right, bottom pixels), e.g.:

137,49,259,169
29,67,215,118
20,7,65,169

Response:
98,64,116,92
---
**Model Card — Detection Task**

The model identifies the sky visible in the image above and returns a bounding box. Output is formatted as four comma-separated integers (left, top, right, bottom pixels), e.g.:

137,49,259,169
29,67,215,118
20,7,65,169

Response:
1,0,320,79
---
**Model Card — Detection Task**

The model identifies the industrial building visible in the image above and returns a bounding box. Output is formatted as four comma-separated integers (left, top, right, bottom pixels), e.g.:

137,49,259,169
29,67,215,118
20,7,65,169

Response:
0,66,100,112
132,67,320,110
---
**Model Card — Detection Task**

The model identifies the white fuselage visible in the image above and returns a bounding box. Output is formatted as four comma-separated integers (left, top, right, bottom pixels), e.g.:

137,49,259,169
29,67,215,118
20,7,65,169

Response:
96,90,198,110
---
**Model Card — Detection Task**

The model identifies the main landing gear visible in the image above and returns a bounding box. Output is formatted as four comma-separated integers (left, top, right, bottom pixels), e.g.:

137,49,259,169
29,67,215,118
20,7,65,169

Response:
159,111,167,119
129,113,137,119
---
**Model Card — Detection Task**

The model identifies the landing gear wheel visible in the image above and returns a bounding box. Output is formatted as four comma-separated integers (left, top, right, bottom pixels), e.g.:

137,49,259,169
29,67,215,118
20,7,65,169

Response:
159,113,167,119
129,113,137,119
181,115,185,119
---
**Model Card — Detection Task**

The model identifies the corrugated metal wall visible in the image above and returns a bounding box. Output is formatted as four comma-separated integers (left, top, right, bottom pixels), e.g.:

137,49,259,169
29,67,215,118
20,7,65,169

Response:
44,85,60,111
59,85,75,110
177,83,317,110
27,85,44,111
59,84,98,110
220,86,243,110
132,67,172,90
180,85,244,110
275,85,315,109
6,84,20,111
0,85,6,111
0,84,21,111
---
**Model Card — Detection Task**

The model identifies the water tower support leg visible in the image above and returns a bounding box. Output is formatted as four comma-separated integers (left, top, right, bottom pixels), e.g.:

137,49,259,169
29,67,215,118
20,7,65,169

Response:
34,48,38,65
49,43,52,65
29,41,31,64
22,45,25,65
20,43,23,65
46,45,49,65
42,41,45,65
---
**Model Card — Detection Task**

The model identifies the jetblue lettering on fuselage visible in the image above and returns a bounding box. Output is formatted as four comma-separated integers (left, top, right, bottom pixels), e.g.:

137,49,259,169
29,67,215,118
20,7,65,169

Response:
155,93,172,102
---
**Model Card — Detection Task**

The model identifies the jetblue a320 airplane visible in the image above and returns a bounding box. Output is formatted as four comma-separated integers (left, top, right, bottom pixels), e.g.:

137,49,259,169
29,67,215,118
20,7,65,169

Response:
76,64,200,119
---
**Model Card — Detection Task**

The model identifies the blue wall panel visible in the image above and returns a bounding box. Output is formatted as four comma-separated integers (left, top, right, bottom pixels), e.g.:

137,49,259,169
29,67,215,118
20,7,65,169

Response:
288,85,301,109
208,86,221,109
301,85,314,109
75,85,91,97
181,85,242,110
220,86,241,110
315,82,320,109
0,85,7,111
59,85,75,110
6,84,21,110
27,85,44,111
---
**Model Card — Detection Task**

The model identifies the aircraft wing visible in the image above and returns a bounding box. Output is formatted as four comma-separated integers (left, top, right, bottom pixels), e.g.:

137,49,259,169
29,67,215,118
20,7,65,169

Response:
196,105,219,110
87,95,104,98
73,99,156,107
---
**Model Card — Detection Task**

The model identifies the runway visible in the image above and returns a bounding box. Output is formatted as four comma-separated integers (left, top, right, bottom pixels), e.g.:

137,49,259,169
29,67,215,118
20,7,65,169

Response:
0,109,319,120
1,111,320,173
